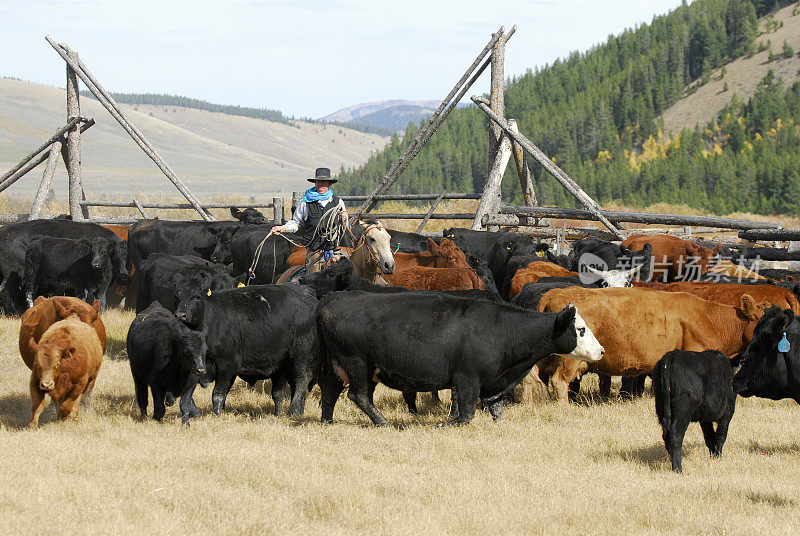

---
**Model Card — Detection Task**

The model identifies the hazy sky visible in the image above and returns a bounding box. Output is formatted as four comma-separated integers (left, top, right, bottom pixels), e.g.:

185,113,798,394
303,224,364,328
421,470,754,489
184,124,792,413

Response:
1,0,686,119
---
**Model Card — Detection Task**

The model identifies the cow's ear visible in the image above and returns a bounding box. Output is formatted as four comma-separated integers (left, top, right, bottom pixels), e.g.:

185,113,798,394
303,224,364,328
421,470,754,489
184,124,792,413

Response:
740,294,760,320
554,305,577,335
54,300,70,319
427,238,440,251
91,300,101,319
33,296,45,307
230,207,241,218
711,243,722,255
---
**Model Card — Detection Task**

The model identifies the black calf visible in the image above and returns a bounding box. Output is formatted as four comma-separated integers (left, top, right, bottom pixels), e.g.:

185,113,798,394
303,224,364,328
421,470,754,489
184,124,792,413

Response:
653,349,736,473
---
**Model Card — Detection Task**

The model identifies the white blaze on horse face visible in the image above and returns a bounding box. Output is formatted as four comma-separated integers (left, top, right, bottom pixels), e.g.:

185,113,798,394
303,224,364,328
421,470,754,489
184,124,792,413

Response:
566,310,604,362
365,221,395,274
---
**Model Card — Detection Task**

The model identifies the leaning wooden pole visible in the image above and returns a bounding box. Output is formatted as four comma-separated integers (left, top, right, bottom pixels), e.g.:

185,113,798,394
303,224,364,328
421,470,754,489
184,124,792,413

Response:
509,119,536,206
356,27,514,217
65,47,84,220
29,142,62,219
487,29,506,178
0,116,82,184
472,133,512,230
471,95,625,240
45,36,214,222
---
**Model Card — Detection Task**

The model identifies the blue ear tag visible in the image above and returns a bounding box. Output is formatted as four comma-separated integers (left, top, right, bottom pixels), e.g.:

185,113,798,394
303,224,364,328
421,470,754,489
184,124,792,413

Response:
778,332,791,353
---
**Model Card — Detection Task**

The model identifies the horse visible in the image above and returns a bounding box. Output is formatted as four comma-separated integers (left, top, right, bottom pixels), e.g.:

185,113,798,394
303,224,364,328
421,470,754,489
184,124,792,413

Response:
276,218,395,284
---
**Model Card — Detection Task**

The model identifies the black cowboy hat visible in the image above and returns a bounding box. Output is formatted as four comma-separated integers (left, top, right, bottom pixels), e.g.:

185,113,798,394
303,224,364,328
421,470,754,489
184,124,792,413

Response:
307,167,338,184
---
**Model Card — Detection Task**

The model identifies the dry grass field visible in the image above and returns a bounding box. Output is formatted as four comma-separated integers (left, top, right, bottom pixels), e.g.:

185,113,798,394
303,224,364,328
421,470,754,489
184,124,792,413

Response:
0,308,799,535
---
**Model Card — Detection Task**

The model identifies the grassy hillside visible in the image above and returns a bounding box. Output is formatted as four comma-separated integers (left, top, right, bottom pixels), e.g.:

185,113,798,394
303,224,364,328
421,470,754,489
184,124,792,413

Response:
0,78,389,199
0,309,798,534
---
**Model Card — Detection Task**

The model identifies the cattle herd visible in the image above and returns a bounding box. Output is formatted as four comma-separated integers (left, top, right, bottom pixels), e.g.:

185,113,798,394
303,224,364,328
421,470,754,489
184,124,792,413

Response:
7,208,800,473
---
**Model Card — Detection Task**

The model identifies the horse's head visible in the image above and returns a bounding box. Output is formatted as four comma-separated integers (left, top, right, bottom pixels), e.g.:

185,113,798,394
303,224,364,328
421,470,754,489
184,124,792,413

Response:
357,218,395,274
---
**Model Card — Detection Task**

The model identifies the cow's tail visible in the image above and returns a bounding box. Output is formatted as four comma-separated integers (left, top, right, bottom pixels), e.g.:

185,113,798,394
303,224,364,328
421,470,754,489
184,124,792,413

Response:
657,352,674,437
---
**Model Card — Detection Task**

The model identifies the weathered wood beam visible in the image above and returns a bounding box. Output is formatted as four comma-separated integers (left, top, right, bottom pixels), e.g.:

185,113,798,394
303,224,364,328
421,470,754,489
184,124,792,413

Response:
272,197,284,224
737,247,800,262
46,36,214,222
488,28,506,177
0,116,83,184
472,132,512,230
491,206,780,230
364,213,475,220
132,198,150,218
356,27,515,216
509,119,536,206
65,47,83,220
81,200,275,209
416,190,447,233
739,229,800,241
29,142,62,220
472,96,624,239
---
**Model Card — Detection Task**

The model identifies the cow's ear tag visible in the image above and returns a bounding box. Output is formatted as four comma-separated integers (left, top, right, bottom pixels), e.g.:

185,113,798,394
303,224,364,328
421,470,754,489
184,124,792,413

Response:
537,250,545,257
206,289,212,297
778,332,790,353
237,282,245,288
506,245,511,250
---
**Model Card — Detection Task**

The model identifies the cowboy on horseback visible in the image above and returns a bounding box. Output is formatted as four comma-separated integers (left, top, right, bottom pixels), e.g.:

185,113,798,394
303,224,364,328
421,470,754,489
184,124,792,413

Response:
269,167,349,274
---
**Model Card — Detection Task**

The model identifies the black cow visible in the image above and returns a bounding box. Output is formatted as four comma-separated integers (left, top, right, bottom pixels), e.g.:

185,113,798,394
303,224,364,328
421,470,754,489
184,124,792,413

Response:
511,281,578,310
128,219,252,269
128,301,207,421
570,238,652,282
178,285,320,420
299,259,500,413
489,240,552,298
230,226,294,283
733,306,800,404
653,349,737,473
0,220,130,314
465,254,500,297
230,207,268,225
442,228,541,263
136,253,236,314
386,229,439,253
316,292,604,425
23,236,114,310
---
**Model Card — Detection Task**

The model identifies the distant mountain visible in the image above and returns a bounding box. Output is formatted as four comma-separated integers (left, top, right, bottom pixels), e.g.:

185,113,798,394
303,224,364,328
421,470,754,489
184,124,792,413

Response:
321,100,439,131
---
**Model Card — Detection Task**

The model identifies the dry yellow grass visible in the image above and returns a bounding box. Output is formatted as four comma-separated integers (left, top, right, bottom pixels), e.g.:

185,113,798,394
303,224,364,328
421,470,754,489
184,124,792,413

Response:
1,309,799,534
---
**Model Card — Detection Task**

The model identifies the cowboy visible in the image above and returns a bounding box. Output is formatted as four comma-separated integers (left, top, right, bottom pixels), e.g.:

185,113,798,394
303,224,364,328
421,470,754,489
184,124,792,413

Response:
270,167,349,273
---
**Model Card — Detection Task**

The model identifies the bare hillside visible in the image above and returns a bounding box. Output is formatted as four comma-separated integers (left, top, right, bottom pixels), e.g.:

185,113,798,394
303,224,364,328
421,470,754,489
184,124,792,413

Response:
662,4,800,135
0,78,389,198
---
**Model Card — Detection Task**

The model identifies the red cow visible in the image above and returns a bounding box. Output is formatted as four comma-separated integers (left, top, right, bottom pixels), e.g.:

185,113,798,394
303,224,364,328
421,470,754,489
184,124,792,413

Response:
27,317,104,428
19,296,106,370
383,266,485,290
622,234,721,282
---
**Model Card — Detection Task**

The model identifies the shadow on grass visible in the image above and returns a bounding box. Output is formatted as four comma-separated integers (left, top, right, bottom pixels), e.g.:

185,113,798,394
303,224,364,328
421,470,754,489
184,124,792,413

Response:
0,392,33,429
746,440,800,456
0,390,141,430
104,335,128,360
744,491,797,508
599,442,678,472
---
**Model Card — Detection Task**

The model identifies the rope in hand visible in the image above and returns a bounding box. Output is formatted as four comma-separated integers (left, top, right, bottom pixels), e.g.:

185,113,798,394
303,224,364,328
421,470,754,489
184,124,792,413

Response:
247,204,347,285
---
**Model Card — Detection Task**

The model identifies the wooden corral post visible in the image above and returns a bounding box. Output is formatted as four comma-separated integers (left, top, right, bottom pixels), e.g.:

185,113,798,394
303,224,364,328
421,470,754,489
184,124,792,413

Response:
292,191,301,218
273,197,284,224
509,119,536,206
29,142,62,220
64,48,85,220
472,133,512,230
789,241,800,272
488,28,506,178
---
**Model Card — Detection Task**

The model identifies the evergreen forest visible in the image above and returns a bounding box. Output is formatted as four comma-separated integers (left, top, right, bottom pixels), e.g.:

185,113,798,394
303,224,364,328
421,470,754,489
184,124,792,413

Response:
335,0,800,215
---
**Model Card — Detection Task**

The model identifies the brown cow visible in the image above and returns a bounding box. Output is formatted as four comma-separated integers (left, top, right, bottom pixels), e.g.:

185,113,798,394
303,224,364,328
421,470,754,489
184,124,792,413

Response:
19,296,106,370
27,317,104,428
622,234,720,282
508,262,578,299
286,238,468,271
520,287,764,402
383,266,485,290
635,281,799,312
